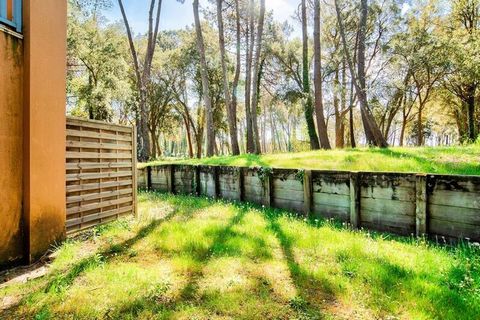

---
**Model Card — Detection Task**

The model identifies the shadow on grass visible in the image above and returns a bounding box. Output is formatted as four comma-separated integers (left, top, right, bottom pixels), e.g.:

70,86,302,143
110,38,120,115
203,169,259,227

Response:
3,193,479,319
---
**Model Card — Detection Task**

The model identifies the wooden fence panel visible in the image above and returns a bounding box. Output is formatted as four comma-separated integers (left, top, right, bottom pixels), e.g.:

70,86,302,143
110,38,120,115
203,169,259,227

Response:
272,169,304,212
243,168,264,205
198,166,216,197
174,165,196,194
151,166,169,192
66,117,137,234
312,171,350,222
359,173,416,236
218,166,242,201
428,174,480,241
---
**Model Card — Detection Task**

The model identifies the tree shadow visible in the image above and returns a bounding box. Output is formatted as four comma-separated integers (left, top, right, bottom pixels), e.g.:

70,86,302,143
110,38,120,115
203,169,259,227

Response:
0,205,180,319
264,210,339,319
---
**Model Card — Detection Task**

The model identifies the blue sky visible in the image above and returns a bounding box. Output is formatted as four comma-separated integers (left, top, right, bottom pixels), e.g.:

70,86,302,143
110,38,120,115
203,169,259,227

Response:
102,0,410,36
103,0,300,34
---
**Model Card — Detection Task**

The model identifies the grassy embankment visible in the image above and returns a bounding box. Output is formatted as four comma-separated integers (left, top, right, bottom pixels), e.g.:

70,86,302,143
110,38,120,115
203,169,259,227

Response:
1,192,479,319
143,146,480,175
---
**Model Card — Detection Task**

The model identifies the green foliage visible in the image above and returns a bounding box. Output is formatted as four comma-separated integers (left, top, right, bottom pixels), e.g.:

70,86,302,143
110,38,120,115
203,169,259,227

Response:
67,0,130,121
256,166,273,183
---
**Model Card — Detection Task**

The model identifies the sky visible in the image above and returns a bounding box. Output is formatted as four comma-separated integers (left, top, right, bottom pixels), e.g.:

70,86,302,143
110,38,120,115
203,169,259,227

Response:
103,0,301,35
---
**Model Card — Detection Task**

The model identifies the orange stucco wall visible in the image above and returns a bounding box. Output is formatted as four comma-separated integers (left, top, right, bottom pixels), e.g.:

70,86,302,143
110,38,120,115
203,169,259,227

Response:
0,33,24,267
23,0,67,262
0,0,67,268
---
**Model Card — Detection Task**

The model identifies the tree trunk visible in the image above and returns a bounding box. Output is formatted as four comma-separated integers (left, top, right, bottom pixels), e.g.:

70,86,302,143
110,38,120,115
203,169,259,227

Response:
193,0,215,157
244,4,255,153
334,0,387,148
302,0,320,150
357,0,388,147
118,0,162,161
232,0,242,153
313,0,331,149
216,0,240,155
250,0,265,154
466,84,477,142
417,103,423,146
334,68,345,148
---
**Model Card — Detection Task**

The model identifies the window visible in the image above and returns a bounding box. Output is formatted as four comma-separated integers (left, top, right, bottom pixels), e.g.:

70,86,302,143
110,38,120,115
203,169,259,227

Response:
0,0,21,33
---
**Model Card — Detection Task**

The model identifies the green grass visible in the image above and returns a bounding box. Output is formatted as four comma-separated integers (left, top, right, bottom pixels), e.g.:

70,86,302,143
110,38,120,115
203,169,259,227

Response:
1,192,480,319
143,146,480,175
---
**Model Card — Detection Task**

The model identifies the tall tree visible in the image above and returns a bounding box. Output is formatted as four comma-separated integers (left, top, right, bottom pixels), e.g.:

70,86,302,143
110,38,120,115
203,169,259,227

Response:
216,0,240,155
313,0,331,149
118,0,162,161
250,0,266,154
244,0,255,153
193,0,215,156
334,0,388,147
301,0,320,150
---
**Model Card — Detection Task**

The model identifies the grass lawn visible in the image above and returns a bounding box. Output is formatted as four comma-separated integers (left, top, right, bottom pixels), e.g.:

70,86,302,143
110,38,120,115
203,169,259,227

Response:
143,146,480,175
1,192,479,319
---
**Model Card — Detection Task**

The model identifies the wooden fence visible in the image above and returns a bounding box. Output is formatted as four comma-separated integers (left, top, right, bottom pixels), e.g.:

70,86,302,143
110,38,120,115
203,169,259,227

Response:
66,117,137,234
138,164,480,242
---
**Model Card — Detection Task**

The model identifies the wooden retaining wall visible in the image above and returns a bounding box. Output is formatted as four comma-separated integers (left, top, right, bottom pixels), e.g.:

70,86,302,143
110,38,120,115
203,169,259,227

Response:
66,117,137,234
139,164,480,242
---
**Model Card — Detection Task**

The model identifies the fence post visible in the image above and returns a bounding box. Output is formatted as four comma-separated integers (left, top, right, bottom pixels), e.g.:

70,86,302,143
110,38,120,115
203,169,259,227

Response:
132,125,138,217
167,165,174,194
350,172,360,229
195,165,201,196
415,174,428,237
146,166,152,191
303,170,313,216
213,166,220,199
238,167,244,202
262,171,272,207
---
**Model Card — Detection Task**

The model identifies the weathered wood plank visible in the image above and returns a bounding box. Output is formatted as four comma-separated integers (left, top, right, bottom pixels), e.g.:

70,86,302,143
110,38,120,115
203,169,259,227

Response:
67,117,133,133
361,208,415,225
66,151,132,159
273,188,304,202
313,181,350,196
360,198,415,217
67,188,133,204
429,204,480,225
67,180,133,193
66,171,132,182
67,197,133,215
66,129,132,142
66,140,132,151
361,185,415,202
312,204,350,221
66,162,132,170
429,190,480,209
273,178,304,192
313,193,350,208
273,198,304,212
429,218,480,241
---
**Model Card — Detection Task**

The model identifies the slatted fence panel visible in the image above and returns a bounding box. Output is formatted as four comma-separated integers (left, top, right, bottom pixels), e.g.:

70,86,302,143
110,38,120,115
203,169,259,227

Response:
66,117,137,234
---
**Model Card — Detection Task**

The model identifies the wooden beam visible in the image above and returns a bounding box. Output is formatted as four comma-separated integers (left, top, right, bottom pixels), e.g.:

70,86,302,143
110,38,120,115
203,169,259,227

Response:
350,172,360,229
303,170,312,216
415,174,428,237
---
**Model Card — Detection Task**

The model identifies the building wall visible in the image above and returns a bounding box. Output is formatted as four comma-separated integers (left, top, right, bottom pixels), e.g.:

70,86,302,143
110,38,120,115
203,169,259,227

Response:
23,0,67,262
0,0,67,268
0,33,24,267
